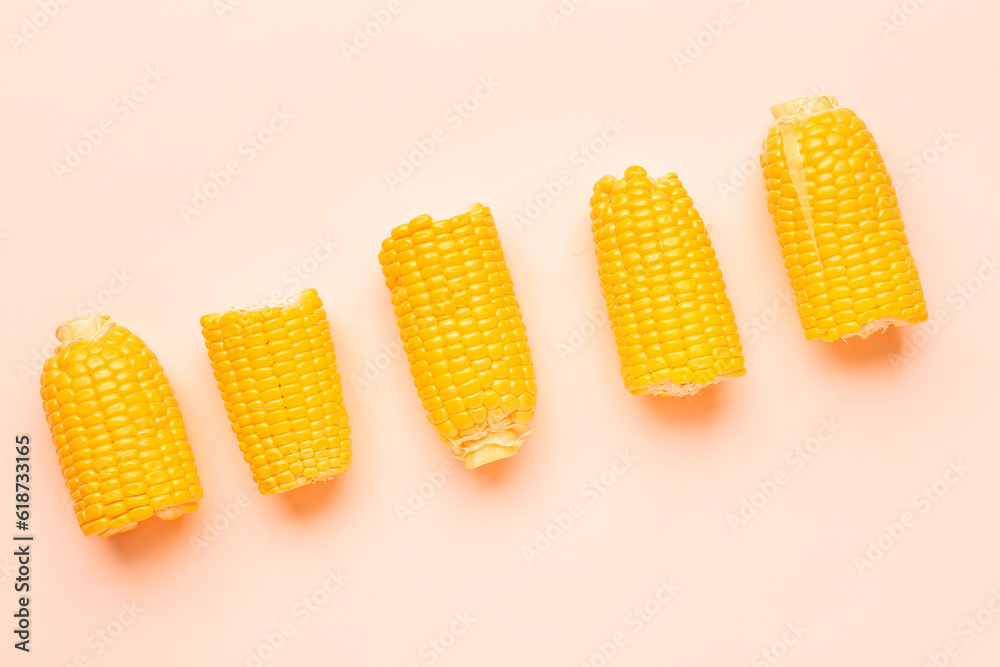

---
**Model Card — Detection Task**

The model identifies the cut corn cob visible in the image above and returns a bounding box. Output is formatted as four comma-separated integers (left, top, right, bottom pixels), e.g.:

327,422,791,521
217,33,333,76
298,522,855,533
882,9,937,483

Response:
761,94,927,341
200,289,351,495
590,166,745,396
379,204,536,469
40,315,203,537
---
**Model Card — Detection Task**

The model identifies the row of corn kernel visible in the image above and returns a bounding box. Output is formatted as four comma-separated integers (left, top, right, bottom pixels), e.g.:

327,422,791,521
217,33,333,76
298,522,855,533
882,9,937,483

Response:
40,94,926,536
40,317,203,536
760,94,926,340
200,289,351,495
378,205,537,469
40,289,353,536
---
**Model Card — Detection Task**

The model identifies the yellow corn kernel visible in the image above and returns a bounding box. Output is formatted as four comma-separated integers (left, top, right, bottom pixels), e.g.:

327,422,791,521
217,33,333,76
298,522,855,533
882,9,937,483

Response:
379,204,536,469
590,166,745,397
40,315,203,537
201,288,351,495
760,95,927,341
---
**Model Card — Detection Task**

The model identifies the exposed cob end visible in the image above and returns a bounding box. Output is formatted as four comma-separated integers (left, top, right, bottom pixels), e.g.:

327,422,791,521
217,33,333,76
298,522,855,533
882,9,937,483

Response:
454,428,524,469
845,319,894,340
828,313,928,342
464,443,517,468
256,464,350,495
55,314,114,345
639,367,747,398
769,94,836,121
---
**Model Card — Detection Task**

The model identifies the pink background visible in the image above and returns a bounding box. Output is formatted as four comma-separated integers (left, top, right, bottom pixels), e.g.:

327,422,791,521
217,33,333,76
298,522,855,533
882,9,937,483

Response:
2,0,999,665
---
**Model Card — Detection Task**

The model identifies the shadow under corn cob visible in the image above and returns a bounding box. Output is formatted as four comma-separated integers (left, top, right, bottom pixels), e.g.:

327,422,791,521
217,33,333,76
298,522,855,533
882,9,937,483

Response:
590,166,745,396
40,315,203,536
379,204,536,469
761,94,927,341
201,288,351,495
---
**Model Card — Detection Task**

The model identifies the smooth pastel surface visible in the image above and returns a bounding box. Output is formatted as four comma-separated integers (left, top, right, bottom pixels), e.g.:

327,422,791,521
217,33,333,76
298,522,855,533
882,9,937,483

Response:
2,0,999,665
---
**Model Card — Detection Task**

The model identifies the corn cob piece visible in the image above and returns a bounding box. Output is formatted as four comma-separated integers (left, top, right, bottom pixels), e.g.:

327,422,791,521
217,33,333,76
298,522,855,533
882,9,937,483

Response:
40,315,203,537
590,166,745,397
379,204,536,469
760,94,927,341
200,289,351,495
